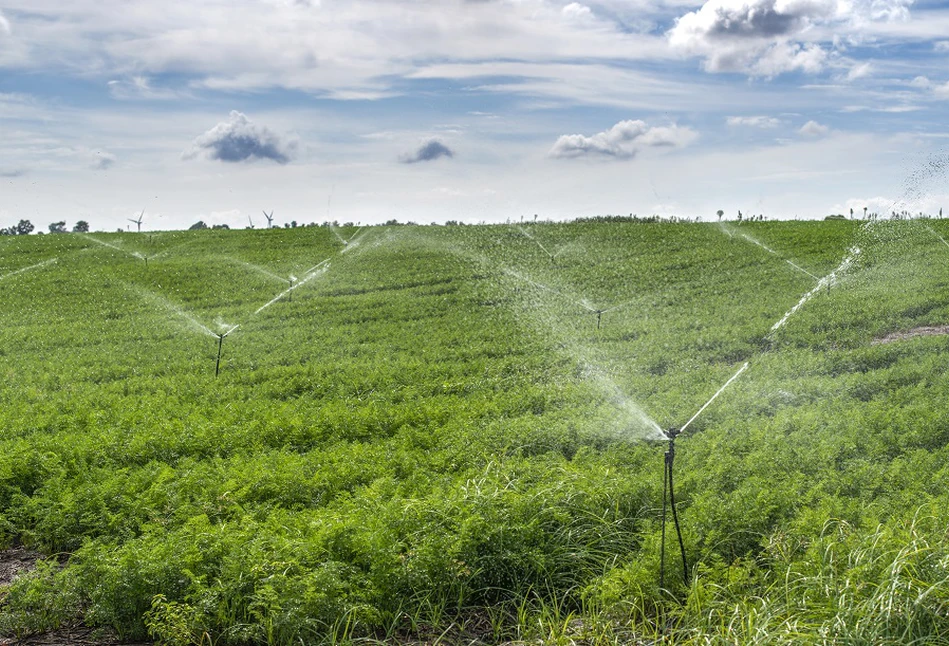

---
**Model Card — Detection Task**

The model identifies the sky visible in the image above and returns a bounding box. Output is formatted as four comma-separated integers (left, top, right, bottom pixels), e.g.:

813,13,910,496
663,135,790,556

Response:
1,0,948,232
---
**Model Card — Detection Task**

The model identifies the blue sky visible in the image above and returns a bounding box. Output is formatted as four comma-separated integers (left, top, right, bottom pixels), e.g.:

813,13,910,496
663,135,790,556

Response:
1,0,948,231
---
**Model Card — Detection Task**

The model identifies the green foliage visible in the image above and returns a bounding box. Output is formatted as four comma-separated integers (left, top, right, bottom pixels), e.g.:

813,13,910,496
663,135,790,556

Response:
1,220,948,643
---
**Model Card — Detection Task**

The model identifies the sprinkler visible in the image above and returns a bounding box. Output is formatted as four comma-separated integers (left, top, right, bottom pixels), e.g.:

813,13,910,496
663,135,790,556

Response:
213,325,239,377
595,309,604,329
660,427,689,590
287,275,295,302
658,362,749,590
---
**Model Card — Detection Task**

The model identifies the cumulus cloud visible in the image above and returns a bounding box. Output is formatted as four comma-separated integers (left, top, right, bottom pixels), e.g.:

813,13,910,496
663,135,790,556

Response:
400,139,454,164
727,115,781,127
668,0,913,77
0,11,10,35
183,111,296,164
799,120,830,137
548,120,697,160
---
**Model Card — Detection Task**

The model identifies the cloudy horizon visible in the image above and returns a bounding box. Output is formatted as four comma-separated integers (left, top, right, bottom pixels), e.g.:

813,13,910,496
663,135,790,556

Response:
1,0,948,232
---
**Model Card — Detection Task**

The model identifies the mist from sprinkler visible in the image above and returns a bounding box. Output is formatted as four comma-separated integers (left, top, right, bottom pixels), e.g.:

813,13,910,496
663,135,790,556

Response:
516,225,560,262
726,228,820,281
219,256,288,284
253,260,331,316
924,225,949,250
769,246,860,336
0,257,58,282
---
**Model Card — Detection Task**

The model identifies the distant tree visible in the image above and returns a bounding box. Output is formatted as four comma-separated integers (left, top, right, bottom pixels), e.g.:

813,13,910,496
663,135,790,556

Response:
189,221,209,230
737,211,742,223
48,221,67,234
384,219,400,225
863,206,868,219
850,207,854,219
211,223,230,230
15,219,34,235
72,220,90,233
716,209,724,221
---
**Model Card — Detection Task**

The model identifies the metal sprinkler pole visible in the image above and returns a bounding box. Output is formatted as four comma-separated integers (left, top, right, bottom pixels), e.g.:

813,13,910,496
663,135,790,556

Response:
214,333,224,377
660,427,689,590
288,277,294,302
596,310,603,329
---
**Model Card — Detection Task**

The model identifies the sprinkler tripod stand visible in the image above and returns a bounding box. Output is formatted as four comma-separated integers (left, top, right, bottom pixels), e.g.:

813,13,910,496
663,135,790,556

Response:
213,326,239,377
660,427,689,590
214,333,225,377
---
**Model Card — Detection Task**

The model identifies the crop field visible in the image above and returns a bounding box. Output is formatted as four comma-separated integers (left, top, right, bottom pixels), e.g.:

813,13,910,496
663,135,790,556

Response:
1,219,949,644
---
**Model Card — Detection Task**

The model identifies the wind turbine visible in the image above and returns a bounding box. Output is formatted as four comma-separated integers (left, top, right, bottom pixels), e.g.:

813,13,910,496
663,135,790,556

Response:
128,209,145,233
247,214,255,229
262,210,274,228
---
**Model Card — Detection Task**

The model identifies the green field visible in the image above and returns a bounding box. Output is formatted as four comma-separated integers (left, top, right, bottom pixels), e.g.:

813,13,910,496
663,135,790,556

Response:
1,219,949,644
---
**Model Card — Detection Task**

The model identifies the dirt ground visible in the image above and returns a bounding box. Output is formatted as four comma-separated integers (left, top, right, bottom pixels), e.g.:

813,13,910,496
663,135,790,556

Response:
872,324,949,344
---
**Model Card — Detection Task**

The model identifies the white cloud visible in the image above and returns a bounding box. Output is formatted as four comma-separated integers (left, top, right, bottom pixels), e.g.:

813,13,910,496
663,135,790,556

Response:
0,10,10,35
562,2,594,21
183,111,297,164
400,139,455,164
845,61,873,81
549,120,697,160
935,40,949,52
727,115,781,127
667,0,917,77
107,76,183,101
799,120,830,136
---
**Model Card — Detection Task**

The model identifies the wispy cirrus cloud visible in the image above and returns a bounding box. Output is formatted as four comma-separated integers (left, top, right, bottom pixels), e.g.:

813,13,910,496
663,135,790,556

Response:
183,111,297,164
549,120,697,160
727,115,781,128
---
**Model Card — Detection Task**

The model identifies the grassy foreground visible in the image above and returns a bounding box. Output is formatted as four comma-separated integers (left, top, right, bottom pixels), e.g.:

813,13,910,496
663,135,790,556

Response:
1,219,948,644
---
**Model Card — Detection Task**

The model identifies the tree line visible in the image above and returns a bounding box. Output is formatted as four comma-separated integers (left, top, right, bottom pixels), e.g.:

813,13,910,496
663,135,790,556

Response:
0,220,90,235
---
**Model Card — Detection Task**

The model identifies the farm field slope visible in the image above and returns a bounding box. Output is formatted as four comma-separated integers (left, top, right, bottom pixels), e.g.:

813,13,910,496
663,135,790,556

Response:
1,220,949,644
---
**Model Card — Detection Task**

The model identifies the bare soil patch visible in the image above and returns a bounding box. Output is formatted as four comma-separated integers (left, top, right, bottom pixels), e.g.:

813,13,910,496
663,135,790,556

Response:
872,325,949,345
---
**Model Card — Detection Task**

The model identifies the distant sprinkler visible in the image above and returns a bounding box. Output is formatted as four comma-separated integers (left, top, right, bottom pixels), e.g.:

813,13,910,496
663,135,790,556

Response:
594,309,604,329
213,325,239,377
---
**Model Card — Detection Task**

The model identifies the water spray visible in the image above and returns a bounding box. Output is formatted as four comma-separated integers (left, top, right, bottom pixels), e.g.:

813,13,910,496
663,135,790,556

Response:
659,362,749,590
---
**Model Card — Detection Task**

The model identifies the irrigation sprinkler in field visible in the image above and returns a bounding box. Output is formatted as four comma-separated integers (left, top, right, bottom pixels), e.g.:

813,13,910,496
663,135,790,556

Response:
287,275,296,302
659,362,749,591
213,325,240,377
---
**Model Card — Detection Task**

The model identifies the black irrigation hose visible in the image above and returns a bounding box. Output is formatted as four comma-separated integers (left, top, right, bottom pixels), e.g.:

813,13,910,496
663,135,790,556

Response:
668,447,689,588
660,436,689,591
